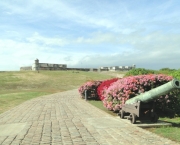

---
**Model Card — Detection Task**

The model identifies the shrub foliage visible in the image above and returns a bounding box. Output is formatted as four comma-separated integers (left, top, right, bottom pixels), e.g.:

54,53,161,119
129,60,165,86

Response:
78,73,180,116
124,68,155,77
170,69,180,80
103,74,180,115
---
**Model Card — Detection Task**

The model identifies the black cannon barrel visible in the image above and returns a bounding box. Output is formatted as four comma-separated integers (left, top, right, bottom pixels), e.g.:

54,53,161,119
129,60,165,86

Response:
125,79,180,104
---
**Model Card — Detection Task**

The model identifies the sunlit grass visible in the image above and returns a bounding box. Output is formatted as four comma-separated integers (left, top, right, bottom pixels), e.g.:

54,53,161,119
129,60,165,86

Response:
0,70,114,93
147,125,180,143
0,70,114,114
0,91,51,113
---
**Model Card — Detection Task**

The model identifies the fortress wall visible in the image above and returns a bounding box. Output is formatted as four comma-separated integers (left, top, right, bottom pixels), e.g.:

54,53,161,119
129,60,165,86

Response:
20,66,32,71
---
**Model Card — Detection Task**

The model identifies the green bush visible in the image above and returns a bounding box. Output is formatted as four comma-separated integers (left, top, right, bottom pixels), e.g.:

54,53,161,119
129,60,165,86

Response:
159,68,176,71
157,68,176,75
170,70,180,80
124,68,155,77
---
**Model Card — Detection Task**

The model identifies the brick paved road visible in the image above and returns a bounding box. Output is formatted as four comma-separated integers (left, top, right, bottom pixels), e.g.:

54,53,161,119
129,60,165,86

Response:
0,89,179,145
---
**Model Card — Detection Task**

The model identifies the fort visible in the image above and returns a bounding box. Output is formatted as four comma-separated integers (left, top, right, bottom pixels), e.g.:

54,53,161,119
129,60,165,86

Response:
20,59,136,71
20,59,67,71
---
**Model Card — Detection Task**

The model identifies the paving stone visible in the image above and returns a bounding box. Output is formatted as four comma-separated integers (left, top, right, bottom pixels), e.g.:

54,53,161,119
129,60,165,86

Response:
0,89,179,145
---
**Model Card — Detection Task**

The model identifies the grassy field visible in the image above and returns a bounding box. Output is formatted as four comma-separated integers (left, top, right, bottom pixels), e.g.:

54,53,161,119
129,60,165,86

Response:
0,70,115,93
0,92,50,114
0,70,114,113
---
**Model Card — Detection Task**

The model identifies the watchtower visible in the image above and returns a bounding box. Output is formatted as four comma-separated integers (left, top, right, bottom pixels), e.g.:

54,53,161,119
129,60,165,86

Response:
32,58,39,71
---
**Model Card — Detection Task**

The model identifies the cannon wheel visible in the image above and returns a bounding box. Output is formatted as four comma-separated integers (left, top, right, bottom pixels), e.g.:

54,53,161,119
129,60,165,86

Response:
151,113,158,123
119,110,125,119
130,113,137,124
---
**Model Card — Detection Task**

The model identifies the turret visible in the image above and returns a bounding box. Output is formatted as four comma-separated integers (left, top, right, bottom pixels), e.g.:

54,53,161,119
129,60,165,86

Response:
32,59,39,71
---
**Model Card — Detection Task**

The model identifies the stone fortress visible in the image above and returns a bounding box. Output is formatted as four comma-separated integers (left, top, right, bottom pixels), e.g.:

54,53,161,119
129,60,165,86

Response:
20,59,67,71
20,59,136,71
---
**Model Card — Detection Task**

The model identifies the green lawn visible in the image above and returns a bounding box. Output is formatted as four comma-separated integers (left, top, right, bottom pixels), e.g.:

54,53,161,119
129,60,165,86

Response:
148,127,180,142
0,91,51,114
0,70,114,114
146,117,180,142
87,100,117,116
0,70,114,93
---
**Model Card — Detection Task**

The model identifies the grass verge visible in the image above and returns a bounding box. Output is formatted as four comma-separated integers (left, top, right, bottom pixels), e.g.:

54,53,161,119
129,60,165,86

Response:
146,117,180,143
146,126,180,143
0,91,51,114
87,100,117,116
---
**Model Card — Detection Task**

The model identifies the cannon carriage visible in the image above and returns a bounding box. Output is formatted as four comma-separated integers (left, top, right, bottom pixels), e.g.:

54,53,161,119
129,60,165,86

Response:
118,79,180,124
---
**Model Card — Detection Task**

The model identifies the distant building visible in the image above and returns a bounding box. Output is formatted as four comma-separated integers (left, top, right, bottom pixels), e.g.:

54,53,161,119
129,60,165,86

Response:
20,59,67,71
99,64,136,72
99,67,109,71
108,66,119,71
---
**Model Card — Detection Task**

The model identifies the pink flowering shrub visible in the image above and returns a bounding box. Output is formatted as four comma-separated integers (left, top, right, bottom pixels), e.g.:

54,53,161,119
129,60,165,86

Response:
103,74,178,112
97,78,119,100
78,80,102,99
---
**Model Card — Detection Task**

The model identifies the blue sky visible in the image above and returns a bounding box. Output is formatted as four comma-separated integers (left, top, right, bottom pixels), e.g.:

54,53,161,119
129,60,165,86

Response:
0,0,180,70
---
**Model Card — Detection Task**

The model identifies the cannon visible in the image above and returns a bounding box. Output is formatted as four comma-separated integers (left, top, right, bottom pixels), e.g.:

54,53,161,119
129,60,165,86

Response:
118,79,180,124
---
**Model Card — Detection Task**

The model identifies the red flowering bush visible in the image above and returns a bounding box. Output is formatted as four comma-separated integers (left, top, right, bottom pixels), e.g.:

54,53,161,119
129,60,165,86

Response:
78,80,102,99
97,78,119,100
103,74,177,112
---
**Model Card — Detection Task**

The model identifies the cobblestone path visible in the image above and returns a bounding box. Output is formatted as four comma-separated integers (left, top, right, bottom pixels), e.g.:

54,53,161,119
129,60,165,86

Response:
0,89,179,145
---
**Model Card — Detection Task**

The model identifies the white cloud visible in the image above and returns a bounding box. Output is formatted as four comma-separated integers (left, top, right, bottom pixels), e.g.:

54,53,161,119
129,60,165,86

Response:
70,31,180,69
75,32,117,44
74,31,180,52
26,32,67,47
1,28,180,70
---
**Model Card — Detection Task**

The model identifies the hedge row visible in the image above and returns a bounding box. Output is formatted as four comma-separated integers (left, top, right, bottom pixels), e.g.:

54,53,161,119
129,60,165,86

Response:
103,74,174,111
78,74,180,116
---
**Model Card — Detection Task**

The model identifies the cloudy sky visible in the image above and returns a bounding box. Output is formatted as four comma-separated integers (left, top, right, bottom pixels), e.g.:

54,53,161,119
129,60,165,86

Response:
0,0,180,71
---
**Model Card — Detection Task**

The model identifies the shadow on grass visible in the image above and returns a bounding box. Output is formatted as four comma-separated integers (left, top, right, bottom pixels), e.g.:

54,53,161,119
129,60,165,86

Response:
160,120,180,128
152,108,180,127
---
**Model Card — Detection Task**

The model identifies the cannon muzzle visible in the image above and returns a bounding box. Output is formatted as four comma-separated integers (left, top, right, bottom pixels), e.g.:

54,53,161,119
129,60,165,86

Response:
125,79,180,104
